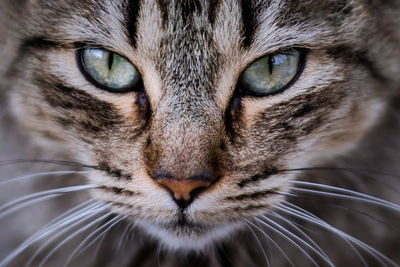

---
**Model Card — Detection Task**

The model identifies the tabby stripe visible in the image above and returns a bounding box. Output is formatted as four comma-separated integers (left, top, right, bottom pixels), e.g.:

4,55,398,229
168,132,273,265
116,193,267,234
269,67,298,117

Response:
8,37,66,78
238,169,278,188
98,162,132,180
180,0,202,22
21,36,66,50
156,0,203,24
208,0,221,25
233,204,267,212
154,0,168,24
34,74,122,133
327,45,388,83
99,186,139,197
126,0,142,49
240,0,256,48
108,201,135,209
225,188,279,201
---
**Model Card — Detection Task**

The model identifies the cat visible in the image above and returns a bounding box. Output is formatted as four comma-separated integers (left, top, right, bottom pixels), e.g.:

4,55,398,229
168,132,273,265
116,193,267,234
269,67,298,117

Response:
0,0,400,266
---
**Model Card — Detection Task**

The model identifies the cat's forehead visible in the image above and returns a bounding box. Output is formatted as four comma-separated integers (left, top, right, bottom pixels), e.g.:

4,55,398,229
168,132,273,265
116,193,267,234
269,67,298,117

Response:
29,0,362,54
25,0,365,110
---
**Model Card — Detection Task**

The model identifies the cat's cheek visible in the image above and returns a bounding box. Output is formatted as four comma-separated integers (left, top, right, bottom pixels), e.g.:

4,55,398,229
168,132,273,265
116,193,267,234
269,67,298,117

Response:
303,98,386,160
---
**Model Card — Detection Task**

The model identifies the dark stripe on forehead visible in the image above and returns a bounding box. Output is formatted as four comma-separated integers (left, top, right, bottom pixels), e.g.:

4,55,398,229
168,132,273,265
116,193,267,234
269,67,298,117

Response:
240,0,256,48
180,0,202,22
126,0,142,49
327,45,389,83
156,0,203,24
208,0,222,25
155,0,169,23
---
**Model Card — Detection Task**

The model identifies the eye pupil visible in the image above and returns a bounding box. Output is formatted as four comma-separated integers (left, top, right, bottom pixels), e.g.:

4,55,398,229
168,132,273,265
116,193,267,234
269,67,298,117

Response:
108,52,114,70
268,56,274,74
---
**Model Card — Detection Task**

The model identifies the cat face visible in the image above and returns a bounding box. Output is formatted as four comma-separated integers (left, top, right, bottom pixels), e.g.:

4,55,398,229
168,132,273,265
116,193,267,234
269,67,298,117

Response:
3,0,399,250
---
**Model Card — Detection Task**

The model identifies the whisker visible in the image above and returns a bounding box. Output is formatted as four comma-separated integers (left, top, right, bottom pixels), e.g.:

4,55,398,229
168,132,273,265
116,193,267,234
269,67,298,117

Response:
278,202,369,267
1,202,106,266
0,184,99,219
26,204,108,266
243,222,271,267
255,216,335,267
281,167,400,181
0,170,91,186
280,203,387,266
116,222,135,255
278,203,399,267
253,216,320,266
63,214,125,267
283,192,400,234
0,159,98,169
38,212,115,267
244,218,295,267
91,228,110,262
268,211,329,260
292,181,400,213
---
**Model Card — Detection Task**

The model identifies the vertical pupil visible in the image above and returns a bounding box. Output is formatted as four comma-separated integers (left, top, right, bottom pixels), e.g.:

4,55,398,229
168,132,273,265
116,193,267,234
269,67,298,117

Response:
108,53,114,70
268,55,274,74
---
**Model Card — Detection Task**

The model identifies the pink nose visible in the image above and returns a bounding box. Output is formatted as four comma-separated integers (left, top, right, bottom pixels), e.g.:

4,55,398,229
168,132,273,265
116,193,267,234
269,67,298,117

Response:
156,178,212,202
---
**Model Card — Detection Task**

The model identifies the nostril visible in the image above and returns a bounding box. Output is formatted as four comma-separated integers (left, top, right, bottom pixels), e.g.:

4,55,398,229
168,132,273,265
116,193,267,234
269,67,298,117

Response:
173,185,208,210
156,179,212,200
189,185,208,199
153,174,217,209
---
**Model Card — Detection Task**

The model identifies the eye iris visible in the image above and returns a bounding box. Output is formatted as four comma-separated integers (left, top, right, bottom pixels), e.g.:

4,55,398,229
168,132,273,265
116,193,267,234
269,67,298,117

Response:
81,48,140,91
239,51,302,96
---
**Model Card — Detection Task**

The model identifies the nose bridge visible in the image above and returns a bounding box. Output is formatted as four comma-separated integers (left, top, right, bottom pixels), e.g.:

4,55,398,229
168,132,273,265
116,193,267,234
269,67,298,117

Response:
145,17,223,204
151,97,221,180
148,98,223,208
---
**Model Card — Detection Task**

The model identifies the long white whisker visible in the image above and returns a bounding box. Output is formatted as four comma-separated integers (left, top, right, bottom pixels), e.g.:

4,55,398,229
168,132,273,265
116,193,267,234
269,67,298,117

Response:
92,228,108,262
36,200,98,232
278,203,399,267
1,202,106,267
26,204,107,267
38,212,114,267
116,222,134,255
256,216,335,267
279,204,385,266
276,203,369,267
0,195,61,219
0,170,91,186
268,211,329,260
253,217,321,267
244,218,295,267
292,181,400,212
0,185,99,218
243,222,271,267
63,215,125,267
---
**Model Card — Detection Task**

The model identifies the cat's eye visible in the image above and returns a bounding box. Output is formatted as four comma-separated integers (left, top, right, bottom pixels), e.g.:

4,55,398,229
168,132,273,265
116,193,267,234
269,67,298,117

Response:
79,48,142,92
238,50,305,96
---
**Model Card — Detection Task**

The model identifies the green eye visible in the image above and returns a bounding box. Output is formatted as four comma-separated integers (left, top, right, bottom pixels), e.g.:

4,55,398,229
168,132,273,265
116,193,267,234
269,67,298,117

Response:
79,48,141,92
239,50,304,96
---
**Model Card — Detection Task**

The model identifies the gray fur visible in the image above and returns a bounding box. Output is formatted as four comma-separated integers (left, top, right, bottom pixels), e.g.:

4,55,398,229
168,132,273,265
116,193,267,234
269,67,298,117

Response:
0,0,400,266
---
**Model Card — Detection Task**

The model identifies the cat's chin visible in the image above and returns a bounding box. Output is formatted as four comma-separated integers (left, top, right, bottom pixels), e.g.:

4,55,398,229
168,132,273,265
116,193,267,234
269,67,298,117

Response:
136,219,243,251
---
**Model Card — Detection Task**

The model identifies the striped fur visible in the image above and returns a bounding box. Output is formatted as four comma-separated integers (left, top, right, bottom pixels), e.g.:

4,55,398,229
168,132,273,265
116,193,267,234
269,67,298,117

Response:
0,0,400,266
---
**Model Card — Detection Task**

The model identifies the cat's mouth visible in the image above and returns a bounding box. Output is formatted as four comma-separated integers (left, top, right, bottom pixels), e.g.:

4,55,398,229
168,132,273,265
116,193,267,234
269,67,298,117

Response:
136,213,242,250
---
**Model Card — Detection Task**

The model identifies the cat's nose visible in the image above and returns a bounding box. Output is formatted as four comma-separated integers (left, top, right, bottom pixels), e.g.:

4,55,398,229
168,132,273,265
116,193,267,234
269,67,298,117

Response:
154,174,216,209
